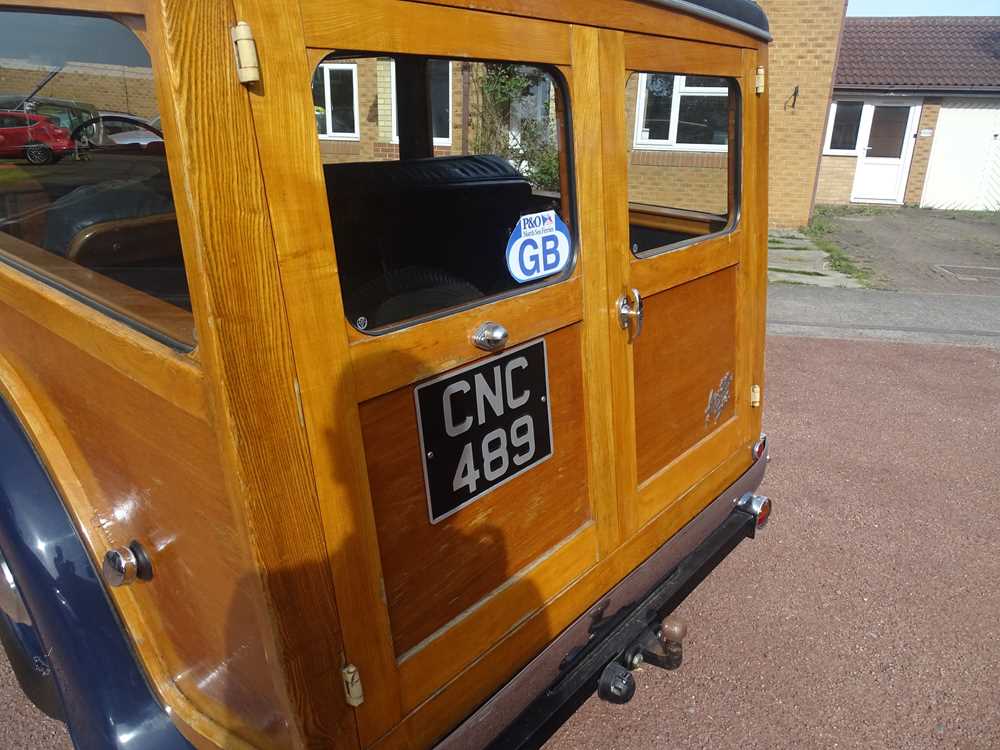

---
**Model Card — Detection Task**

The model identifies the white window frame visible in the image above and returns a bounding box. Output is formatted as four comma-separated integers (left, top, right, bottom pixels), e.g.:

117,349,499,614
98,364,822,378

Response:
632,73,729,153
390,60,453,147
823,99,865,155
316,62,360,141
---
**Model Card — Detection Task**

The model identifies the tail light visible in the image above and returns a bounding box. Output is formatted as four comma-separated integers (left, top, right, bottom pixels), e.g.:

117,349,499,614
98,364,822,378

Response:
737,493,771,530
752,433,768,462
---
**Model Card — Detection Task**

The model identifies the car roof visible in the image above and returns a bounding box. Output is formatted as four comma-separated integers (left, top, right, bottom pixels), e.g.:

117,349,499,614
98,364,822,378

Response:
647,0,769,41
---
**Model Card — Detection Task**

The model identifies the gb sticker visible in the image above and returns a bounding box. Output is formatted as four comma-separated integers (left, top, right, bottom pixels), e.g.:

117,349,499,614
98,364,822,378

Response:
505,210,572,284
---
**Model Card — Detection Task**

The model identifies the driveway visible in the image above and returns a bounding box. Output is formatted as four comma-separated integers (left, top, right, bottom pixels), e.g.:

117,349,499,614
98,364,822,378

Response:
549,335,1000,750
817,206,1000,294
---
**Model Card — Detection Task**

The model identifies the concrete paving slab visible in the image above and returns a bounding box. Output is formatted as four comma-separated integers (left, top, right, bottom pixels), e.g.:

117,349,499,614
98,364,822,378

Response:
768,231,862,289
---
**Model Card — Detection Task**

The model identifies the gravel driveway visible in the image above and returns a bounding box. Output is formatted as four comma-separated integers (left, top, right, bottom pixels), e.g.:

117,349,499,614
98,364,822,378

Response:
818,206,1000,295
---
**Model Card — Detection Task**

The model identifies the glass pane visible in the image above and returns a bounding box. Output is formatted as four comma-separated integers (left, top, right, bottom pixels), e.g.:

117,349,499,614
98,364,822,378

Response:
0,9,193,348
313,55,570,332
676,95,728,145
328,68,355,135
429,60,450,141
867,105,909,158
685,75,729,88
830,101,862,150
627,71,736,257
312,69,327,134
641,74,673,141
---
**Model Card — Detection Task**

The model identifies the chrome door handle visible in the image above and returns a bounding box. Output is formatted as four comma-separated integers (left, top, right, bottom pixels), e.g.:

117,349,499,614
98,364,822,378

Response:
617,288,644,342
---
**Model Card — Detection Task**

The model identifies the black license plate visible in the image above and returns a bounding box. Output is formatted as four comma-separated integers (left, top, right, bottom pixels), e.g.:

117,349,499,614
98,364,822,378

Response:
415,339,553,524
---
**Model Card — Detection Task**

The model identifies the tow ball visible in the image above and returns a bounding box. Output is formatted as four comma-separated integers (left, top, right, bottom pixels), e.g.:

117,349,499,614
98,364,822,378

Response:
597,616,688,705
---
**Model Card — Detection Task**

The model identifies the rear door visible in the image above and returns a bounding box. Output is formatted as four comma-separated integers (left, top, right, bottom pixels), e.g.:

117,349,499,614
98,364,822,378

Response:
238,1,616,744
601,31,762,536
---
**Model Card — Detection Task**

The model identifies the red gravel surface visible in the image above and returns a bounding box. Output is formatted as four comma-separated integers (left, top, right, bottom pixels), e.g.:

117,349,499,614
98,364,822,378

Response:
547,336,1000,750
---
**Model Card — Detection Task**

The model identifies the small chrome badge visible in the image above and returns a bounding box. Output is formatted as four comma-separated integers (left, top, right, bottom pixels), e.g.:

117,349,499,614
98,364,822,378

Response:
704,371,733,425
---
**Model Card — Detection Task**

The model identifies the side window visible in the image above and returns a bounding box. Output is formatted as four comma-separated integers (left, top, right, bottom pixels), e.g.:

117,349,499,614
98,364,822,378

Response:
311,54,572,333
626,71,739,257
0,10,194,349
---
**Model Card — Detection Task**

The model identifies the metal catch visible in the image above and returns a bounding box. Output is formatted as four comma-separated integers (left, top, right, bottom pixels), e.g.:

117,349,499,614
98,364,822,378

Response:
617,288,644,342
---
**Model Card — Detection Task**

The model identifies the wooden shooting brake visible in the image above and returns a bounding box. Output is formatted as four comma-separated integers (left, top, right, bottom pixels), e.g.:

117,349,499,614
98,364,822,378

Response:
0,0,773,748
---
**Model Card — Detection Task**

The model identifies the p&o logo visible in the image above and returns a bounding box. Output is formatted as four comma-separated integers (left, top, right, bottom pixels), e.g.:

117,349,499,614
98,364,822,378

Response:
505,210,571,284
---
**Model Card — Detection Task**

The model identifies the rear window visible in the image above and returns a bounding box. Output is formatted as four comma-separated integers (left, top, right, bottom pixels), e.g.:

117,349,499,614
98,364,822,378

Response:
0,10,193,349
311,54,574,333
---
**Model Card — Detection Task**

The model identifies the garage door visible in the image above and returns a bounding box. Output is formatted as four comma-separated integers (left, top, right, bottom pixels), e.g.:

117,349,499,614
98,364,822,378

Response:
921,99,1000,211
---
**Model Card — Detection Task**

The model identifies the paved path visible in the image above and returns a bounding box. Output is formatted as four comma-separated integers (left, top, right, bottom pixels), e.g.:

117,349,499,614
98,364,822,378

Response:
768,231,862,289
549,335,1000,750
768,284,1000,348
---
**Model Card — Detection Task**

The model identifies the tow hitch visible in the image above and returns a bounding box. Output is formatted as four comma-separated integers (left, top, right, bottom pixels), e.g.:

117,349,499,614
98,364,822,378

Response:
488,498,771,749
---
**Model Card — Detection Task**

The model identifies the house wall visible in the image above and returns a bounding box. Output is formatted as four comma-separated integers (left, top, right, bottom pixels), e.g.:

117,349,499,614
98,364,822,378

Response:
757,0,849,228
814,154,856,203
0,60,158,119
903,98,941,205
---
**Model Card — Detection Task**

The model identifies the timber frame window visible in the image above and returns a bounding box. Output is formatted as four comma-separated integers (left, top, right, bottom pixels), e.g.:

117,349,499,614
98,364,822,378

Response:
633,73,730,152
314,63,361,140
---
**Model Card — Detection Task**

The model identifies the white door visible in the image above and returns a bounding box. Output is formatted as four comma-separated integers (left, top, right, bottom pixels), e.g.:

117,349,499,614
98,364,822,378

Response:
851,100,921,204
921,99,1000,211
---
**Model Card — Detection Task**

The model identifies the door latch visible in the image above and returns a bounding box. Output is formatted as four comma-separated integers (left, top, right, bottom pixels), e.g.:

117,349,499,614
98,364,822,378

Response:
617,288,644,342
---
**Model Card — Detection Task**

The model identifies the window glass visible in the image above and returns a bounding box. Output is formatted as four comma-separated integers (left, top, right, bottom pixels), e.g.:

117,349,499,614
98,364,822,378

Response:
312,54,571,332
830,101,863,151
627,71,738,257
0,10,193,349
867,105,908,158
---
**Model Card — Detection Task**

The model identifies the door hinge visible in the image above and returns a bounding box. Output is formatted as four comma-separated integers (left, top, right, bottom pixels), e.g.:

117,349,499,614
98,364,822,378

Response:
750,384,761,408
231,21,260,85
341,664,364,707
755,66,765,95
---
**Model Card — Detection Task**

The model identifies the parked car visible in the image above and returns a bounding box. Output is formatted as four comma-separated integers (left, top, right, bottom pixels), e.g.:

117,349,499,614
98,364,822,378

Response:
0,110,73,164
0,96,99,147
102,113,163,147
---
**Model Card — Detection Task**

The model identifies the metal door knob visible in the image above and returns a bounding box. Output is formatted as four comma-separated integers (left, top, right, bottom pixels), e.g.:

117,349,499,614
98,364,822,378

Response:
472,322,509,352
103,541,153,587
617,288,644,342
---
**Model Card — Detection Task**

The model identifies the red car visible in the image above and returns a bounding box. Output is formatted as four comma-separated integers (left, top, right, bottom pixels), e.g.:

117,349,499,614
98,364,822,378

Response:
0,110,74,165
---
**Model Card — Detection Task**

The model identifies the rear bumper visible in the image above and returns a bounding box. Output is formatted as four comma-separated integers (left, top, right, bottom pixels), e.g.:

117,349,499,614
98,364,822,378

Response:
437,441,770,749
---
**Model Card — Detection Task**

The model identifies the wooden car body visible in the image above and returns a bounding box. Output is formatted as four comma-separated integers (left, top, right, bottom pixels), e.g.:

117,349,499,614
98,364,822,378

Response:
0,0,771,747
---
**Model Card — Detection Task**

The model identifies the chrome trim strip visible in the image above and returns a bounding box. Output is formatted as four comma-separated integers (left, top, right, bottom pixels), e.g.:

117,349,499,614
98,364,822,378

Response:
436,448,769,749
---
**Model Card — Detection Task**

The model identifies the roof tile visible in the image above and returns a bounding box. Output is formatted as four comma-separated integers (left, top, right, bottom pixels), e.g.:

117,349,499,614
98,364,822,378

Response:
836,16,1000,91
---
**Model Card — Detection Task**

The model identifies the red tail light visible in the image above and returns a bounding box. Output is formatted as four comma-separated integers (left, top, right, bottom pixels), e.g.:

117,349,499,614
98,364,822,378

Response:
737,493,771,530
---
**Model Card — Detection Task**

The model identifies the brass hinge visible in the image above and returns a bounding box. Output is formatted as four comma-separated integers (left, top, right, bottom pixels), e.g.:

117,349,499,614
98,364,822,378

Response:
755,66,766,96
231,21,261,85
750,384,761,408
341,664,364,707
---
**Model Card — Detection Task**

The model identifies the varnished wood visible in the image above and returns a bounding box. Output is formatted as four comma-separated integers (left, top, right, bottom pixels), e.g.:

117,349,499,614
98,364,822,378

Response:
629,204,719,236
301,0,572,65
633,268,737,484
360,323,590,657
407,0,758,49
571,26,622,558
0,2,770,747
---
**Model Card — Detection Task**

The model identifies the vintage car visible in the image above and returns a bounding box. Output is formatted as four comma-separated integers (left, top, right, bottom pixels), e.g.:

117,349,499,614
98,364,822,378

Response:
0,0,772,748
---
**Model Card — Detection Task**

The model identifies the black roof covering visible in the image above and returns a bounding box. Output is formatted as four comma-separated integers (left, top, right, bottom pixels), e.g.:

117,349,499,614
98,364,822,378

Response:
643,0,770,40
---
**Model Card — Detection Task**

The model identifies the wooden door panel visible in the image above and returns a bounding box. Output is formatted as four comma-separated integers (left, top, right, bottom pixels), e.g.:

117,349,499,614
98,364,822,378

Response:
633,266,736,484
360,323,590,657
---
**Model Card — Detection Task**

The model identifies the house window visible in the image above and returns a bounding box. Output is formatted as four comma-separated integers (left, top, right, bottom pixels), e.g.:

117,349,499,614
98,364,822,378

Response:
391,60,452,146
313,63,360,140
633,73,730,152
824,100,863,154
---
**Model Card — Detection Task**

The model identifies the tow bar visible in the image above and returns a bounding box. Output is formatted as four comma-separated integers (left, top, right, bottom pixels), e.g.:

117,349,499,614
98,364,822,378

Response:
487,495,771,750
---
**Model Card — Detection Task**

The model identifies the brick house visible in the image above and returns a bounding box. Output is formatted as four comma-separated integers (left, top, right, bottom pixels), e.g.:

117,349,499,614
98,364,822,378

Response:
815,16,1000,211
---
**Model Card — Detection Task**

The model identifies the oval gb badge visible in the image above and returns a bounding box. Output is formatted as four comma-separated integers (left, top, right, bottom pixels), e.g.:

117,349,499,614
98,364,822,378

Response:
505,210,572,284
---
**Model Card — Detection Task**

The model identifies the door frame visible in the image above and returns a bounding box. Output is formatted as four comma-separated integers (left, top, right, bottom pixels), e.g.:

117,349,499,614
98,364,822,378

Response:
601,31,762,536
849,97,922,205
